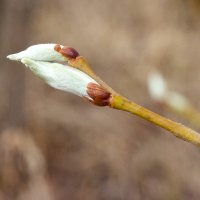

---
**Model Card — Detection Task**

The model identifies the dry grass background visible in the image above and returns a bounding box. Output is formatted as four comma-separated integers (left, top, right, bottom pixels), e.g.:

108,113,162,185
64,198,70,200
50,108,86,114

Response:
1,0,200,199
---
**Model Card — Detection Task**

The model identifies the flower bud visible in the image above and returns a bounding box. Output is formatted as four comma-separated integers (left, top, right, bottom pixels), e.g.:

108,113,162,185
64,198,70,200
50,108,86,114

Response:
7,43,111,106
7,44,67,62
21,58,98,99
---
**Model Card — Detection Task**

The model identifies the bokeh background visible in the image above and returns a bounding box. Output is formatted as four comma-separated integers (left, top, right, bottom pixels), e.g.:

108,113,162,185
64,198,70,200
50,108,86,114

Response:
1,0,200,199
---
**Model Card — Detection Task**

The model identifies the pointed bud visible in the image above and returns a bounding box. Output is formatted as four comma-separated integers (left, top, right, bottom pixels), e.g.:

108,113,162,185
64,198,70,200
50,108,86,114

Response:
7,44,67,62
7,43,112,105
21,58,98,99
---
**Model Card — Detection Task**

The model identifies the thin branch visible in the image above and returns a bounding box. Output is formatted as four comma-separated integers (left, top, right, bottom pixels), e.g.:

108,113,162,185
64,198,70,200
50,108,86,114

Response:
111,95,200,147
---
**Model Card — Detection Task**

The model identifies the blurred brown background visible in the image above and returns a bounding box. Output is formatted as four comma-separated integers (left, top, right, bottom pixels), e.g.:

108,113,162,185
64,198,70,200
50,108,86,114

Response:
1,0,200,199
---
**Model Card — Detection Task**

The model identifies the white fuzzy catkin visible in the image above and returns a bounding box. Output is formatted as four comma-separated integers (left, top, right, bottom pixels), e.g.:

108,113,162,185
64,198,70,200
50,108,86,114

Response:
148,71,190,111
148,71,168,101
21,58,98,98
7,43,100,98
7,44,66,62
166,91,190,112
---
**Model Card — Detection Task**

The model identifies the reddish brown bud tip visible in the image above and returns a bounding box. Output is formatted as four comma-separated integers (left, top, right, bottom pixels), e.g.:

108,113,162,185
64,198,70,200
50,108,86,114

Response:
87,83,111,106
61,47,79,59
54,44,62,52
54,44,79,59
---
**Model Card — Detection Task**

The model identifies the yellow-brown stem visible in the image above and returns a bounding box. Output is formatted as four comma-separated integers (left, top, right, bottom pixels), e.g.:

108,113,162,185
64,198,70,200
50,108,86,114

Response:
111,95,200,147
69,57,117,94
167,103,200,131
66,54,200,147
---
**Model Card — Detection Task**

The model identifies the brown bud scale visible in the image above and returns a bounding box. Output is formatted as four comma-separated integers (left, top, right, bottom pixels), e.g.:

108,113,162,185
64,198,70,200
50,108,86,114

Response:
54,44,62,52
54,44,79,59
87,82,111,106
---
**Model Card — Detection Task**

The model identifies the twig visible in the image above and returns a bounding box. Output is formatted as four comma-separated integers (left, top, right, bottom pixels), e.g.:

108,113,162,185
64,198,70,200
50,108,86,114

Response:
111,95,200,146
